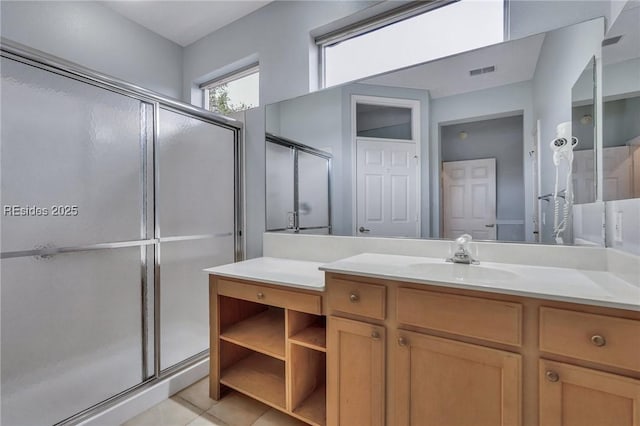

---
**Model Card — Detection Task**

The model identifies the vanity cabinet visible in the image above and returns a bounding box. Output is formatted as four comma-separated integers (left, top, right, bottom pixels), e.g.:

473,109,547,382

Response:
209,275,327,426
325,273,523,426
539,359,640,426
324,272,640,426
327,317,385,426
394,331,521,426
538,307,640,426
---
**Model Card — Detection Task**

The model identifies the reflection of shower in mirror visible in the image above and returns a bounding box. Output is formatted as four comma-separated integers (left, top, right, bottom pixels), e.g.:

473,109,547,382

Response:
550,121,578,244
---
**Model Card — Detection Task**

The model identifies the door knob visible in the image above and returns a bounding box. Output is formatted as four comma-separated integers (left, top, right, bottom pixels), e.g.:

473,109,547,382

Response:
359,226,370,233
485,224,495,228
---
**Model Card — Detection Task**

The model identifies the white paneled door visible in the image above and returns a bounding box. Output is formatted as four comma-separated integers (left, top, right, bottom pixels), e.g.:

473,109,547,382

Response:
356,139,419,237
442,158,497,240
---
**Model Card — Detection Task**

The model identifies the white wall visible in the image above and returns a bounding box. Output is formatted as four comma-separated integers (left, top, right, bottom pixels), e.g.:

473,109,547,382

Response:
606,198,640,255
182,1,375,106
509,0,615,40
0,1,183,99
532,18,605,243
430,80,535,240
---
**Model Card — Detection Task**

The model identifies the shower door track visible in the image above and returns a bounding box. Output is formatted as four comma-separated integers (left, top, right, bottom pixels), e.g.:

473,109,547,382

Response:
1,38,244,426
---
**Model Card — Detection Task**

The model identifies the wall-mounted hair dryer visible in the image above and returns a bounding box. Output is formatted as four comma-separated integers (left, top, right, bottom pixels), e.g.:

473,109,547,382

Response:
549,121,578,244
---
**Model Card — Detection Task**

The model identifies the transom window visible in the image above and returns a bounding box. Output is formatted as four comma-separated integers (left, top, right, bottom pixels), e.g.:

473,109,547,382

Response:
318,0,505,87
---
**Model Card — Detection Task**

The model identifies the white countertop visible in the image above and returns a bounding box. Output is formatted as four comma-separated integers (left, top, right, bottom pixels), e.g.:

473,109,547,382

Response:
204,257,325,291
320,253,640,311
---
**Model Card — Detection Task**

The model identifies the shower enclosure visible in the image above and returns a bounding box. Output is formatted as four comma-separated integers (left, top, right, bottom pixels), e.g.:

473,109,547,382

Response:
0,40,242,425
265,134,332,234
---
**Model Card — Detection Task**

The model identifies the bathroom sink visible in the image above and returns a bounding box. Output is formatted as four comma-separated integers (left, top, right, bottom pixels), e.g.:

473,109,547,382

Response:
405,262,518,283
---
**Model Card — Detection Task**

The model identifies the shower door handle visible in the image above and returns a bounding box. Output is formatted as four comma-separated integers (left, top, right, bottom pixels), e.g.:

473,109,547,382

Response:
359,226,370,233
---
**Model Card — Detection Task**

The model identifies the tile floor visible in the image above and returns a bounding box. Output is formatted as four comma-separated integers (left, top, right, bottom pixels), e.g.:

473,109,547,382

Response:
122,378,307,426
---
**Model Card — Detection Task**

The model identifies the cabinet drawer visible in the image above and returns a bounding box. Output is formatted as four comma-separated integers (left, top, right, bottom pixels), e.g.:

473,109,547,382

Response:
539,307,640,372
397,287,522,346
216,278,321,314
327,278,386,320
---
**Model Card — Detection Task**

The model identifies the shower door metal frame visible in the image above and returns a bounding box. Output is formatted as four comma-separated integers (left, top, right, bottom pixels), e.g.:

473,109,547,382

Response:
265,133,332,233
1,38,244,426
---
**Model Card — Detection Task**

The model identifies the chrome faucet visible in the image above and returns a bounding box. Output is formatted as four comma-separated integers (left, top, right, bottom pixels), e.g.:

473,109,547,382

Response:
446,234,479,265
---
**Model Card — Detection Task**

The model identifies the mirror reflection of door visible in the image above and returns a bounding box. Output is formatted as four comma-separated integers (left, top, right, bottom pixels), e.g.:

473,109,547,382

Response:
440,115,525,241
353,96,420,237
442,159,497,239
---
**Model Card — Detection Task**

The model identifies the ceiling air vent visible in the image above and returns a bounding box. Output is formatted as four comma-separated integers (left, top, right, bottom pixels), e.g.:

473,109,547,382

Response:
602,35,623,47
469,65,496,76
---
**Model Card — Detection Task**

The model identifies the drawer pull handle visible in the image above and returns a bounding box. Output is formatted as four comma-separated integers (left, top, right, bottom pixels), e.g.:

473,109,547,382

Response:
257,292,265,300
371,331,380,340
545,370,559,382
349,292,359,303
398,337,408,347
591,334,606,347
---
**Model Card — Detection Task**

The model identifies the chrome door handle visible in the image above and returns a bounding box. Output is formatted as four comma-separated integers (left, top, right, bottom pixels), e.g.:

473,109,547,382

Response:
359,226,370,233
485,224,495,228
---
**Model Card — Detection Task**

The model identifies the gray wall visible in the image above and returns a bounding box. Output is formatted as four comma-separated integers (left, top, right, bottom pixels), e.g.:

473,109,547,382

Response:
430,80,534,240
0,1,183,99
266,87,347,235
182,1,375,258
441,115,525,241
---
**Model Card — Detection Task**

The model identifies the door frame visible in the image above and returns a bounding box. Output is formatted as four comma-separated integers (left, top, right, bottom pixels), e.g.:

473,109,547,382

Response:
351,95,421,237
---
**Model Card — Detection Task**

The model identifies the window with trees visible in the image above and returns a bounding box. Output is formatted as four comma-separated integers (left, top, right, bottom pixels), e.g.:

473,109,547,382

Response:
201,64,259,115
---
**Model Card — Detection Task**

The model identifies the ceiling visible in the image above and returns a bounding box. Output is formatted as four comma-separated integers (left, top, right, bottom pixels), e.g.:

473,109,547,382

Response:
361,34,545,99
102,1,272,47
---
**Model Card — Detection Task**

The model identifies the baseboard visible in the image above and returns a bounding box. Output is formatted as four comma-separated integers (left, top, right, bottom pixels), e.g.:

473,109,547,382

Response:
77,358,209,426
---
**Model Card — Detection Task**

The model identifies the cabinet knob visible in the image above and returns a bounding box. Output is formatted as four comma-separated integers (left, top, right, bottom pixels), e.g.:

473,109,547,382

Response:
257,292,265,300
545,370,559,382
398,336,408,347
591,334,606,347
371,331,380,340
349,292,359,303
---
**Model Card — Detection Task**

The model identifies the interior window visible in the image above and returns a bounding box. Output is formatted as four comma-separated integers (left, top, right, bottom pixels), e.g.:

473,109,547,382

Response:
202,65,259,114
320,0,504,87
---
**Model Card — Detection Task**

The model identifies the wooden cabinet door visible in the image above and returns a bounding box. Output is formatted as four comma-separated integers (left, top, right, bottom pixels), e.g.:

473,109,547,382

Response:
327,316,385,426
540,360,640,426
394,331,521,426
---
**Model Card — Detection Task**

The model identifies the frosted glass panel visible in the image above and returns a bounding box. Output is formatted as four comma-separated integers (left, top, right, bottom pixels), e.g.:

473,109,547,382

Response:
298,151,330,229
0,248,143,426
158,109,235,237
160,237,234,370
0,57,145,252
266,142,294,230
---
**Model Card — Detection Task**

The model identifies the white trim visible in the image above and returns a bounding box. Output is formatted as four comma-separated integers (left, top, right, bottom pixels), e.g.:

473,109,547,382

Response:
199,63,259,90
350,94,421,237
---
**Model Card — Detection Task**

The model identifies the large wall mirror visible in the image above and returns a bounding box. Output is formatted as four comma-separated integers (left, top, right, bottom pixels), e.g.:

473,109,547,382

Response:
266,17,607,245
601,4,640,254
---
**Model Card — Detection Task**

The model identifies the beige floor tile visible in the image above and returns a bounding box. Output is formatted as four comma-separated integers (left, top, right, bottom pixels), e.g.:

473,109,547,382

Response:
186,412,229,426
251,409,308,426
122,397,203,426
205,392,269,426
175,377,218,411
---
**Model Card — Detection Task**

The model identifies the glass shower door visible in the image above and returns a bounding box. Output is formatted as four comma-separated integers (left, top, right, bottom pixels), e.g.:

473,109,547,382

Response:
0,57,151,425
157,108,236,371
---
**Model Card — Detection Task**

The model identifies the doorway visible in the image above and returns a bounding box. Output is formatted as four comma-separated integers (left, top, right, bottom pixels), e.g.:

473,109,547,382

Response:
352,95,420,237
440,114,525,241
442,158,497,239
